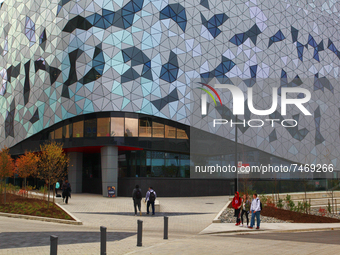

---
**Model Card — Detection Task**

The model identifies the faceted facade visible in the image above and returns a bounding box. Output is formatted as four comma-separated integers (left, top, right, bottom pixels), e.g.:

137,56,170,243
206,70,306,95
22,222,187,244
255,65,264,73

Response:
1,0,340,170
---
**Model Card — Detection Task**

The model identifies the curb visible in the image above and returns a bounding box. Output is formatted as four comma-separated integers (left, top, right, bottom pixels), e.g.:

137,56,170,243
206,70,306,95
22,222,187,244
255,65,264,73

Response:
212,200,231,223
55,202,83,225
0,211,82,225
204,227,340,235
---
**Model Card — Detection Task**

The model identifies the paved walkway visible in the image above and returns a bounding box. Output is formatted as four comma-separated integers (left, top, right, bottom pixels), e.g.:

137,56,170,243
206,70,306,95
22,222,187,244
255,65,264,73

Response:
58,194,228,234
201,222,340,234
1,194,340,254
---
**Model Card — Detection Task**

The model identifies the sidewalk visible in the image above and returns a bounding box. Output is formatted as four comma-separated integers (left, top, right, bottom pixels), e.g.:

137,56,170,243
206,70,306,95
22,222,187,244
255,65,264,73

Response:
1,194,340,254
200,222,340,235
55,194,228,234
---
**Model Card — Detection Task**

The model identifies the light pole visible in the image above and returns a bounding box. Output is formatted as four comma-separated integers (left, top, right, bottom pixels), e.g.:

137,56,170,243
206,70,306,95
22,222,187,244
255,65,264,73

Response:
234,114,238,193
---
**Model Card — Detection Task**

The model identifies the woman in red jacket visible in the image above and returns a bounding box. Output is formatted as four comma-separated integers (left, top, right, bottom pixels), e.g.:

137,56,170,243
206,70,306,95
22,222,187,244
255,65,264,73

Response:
232,191,242,225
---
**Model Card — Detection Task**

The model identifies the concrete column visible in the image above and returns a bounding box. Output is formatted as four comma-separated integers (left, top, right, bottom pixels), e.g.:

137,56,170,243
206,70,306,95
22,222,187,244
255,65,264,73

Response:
68,152,83,193
101,146,118,197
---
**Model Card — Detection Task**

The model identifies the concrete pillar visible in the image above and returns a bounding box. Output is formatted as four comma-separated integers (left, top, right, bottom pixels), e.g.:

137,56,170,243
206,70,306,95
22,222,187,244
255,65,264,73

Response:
101,146,118,197
68,152,83,193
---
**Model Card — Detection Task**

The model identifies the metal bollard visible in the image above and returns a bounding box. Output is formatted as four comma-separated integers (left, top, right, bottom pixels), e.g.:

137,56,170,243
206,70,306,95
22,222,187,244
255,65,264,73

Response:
137,220,143,246
100,226,107,255
50,235,58,255
164,216,168,239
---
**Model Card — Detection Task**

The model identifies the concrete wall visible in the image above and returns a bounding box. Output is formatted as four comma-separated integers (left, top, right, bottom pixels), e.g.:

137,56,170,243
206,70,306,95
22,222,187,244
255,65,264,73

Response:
101,146,118,197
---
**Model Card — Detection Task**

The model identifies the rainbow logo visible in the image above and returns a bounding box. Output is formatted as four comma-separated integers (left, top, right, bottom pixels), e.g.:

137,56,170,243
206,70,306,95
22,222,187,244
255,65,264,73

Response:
196,82,223,106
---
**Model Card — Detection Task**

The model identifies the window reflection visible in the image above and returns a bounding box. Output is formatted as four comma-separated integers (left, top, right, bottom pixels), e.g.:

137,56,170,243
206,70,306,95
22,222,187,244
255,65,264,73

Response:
125,118,138,137
85,119,97,138
165,125,176,138
64,124,72,138
55,127,62,139
97,118,110,137
111,117,124,136
177,129,188,139
73,121,84,138
152,122,164,138
139,119,152,137
118,150,189,178
49,116,189,141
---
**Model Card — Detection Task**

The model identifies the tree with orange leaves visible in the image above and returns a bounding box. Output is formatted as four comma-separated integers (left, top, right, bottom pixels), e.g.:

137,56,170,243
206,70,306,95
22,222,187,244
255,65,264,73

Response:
37,141,69,208
15,151,39,191
0,147,15,204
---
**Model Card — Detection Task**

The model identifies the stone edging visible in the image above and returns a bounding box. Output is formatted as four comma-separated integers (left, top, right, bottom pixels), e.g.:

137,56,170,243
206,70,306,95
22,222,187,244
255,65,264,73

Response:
202,226,340,235
213,200,231,223
0,204,82,225
55,202,83,224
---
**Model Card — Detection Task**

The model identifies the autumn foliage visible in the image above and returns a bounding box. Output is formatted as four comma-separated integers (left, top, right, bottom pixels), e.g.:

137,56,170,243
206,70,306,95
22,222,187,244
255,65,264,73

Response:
15,151,39,190
1,142,69,207
37,141,70,207
0,147,15,203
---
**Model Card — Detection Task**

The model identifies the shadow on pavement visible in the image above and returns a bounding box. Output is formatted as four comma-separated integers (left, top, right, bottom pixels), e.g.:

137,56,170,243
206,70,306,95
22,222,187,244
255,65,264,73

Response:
0,231,135,249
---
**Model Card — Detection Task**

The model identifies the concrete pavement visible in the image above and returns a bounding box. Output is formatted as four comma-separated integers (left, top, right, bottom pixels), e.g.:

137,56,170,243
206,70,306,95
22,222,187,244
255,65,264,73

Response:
200,222,340,234
1,194,340,254
55,194,228,234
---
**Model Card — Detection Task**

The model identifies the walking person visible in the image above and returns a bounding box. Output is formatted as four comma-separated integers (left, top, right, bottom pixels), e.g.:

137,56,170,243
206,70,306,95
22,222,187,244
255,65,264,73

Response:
132,185,142,216
249,193,261,229
240,194,251,227
232,191,242,225
55,181,60,196
62,180,71,204
145,187,157,215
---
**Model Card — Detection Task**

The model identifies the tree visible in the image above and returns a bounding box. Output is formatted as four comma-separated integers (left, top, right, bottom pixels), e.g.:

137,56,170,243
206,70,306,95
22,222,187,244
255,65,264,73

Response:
15,151,39,192
0,147,15,204
37,141,69,208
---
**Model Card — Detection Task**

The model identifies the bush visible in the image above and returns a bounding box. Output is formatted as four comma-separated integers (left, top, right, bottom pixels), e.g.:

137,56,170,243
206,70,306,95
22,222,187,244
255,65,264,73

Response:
327,201,332,214
259,194,268,204
295,201,304,213
303,201,311,214
285,194,295,211
276,198,284,209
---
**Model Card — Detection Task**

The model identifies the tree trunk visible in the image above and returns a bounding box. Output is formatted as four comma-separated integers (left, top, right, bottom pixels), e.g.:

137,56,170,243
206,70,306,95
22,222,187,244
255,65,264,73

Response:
4,178,6,204
47,178,50,209
25,177,28,198
53,185,55,204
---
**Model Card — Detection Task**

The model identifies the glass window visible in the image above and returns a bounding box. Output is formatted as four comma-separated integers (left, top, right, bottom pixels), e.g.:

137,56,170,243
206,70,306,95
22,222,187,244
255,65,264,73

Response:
55,127,62,139
152,122,164,138
73,121,84,138
49,131,55,140
177,128,188,139
111,117,124,136
125,118,138,137
64,124,72,138
180,159,190,178
165,125,176,138
151,158,165,177
85,119,97,138
152,151,165,158
139,119,152,137
165,158,179,177
97,118,110,137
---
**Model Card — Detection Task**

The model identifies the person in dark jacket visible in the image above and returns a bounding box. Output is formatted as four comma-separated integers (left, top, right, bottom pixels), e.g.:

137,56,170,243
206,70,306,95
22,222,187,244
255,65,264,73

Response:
62,180,71,204
232,191,242,225
132,185,142,216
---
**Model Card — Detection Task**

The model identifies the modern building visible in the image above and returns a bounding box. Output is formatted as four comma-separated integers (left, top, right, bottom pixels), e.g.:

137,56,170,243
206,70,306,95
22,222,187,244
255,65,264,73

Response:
1,0,340,196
